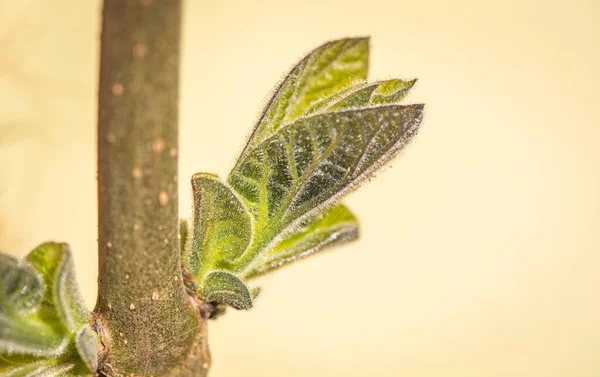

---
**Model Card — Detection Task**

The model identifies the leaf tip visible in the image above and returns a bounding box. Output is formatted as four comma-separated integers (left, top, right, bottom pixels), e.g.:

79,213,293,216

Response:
191,172,219,187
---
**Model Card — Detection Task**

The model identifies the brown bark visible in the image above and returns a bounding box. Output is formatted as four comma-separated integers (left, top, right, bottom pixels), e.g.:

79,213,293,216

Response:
94,1,209,375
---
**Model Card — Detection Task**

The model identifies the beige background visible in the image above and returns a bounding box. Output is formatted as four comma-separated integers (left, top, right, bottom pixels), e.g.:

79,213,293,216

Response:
1,0,599,376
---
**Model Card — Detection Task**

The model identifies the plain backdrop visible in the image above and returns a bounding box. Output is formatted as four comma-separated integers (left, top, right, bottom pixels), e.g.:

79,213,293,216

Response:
1,1,599,376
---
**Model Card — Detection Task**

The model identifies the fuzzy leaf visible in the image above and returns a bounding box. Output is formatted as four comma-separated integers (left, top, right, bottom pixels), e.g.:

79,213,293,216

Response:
0,256,43,314
237,38,369,163
322,84,379,111
229,104,422,265
187,37,424,311
0,243,97,375
322,79,417,111
243,204,358,279
370,79,417,105
202,271,253,310
26,243,89,332
185,173,252,279
0,359,77,377
0,254,65,356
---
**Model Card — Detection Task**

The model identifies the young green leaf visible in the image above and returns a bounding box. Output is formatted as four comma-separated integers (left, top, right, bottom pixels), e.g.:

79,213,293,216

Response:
0,243,98,375
187,37,424,311
229,104,422,266
185,173,253,279
26,243,90,332
181,174,256,308
319,79,417,112
237,38,369,163
370,79,417,105
0,254,64,356
321,84,379,111
0,256,43,314
242,204,358,279
201,271,253,310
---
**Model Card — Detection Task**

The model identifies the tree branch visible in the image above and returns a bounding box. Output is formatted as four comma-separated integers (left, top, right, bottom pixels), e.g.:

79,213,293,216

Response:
94,1,209,375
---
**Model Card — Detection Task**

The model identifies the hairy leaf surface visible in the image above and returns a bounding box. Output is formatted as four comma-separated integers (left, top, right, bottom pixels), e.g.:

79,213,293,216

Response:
186,173,252,279
0,254,64,356
370,79,417,105
243,204,358,279
319,79,417,112
202,271,253,310
26,244,89,332
0,243,97,375
237,38,369,163
187,37,424,311
229,104,422,265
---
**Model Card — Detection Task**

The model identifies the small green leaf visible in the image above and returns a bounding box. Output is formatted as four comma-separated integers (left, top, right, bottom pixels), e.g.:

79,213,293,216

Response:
0,254,65,356
0,358,76,377
238,38,369,163
0,256,43,314
371,79,417,105
229,104,422,266
201,271,253,310
26,243,89,332
0,243,97,375
181,175,256,309
324,84,379,111
243,204,359,279
323,79,417,111
187,37,424,312
185,173,253,279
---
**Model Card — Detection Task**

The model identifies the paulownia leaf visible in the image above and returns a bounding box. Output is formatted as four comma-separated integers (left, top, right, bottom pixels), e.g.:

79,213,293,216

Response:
187,37,424,311
320,79,417,112
229,104,423,265
0,256,43,314
0,243,98,375
242,204,358,279
26,243,89,332
320,84,379,112
201,271,253,310
0,254,65,356
181,174,256,309
237,38,369,163
186,173,252,279
370,79,417,105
